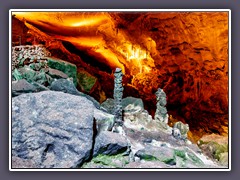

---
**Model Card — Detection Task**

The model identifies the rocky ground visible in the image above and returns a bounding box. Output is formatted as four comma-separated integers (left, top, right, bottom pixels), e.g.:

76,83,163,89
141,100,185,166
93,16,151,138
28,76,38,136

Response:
11,55,228,168
12,89,228,169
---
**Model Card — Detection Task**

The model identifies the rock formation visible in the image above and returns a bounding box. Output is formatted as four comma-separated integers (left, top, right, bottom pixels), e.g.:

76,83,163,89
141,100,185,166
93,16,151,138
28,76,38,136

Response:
113,68,124,128
11,90,227,169
172,121,189,140
154,88,168,124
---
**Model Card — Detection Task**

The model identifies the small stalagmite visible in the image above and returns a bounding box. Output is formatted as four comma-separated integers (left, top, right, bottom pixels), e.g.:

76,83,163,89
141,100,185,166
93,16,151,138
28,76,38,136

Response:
154,88,168,124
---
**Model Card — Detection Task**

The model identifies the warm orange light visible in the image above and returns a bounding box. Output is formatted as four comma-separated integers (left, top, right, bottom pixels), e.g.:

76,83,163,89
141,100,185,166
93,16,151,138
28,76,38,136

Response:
95,47,125,73
143,65,151,73
13,12,154,75
70,18,106,27
54,36,103,47
116,41,152,74
13,12,108,27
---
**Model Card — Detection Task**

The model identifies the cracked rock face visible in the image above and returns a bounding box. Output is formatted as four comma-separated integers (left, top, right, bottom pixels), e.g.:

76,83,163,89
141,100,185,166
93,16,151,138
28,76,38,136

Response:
12,91,94,168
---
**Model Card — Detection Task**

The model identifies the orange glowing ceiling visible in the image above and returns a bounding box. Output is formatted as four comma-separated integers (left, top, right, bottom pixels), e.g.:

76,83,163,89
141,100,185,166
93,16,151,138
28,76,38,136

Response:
13,11,157,75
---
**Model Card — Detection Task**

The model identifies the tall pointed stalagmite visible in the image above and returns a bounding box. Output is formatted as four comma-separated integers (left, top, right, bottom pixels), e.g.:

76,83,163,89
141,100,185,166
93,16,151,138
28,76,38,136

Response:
113,68,124,128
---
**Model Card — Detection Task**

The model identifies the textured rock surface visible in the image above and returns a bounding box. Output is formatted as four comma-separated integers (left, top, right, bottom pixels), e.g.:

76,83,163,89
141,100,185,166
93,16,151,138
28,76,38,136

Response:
125,161,171,168
11,90,227,169
122,97,144,112
172,121,189,140
12,78,50,97
82,153,130,168
101,96,145,115
93,109,115,132
12,16,29,46
50,78,79,95
101,98,115,114
77,69,97,93
12,156,37,168
48,68,68,79
50,78,102,109
47,57,77,86
124,127,225,168
11,44,50,70
12,91,94,168
113,68,124,127
12,79,37,96
197,134,228,166
154,88,168,123
93,131,129,156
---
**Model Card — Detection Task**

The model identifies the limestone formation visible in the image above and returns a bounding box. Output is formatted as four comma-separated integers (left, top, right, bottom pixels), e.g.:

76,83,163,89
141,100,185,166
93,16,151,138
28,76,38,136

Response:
113,68,124,128
172,121,189,140
154,88,168,124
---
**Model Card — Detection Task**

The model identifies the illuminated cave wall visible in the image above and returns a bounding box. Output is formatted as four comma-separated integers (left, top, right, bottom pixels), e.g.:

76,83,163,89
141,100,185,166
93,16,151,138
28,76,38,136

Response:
12,12,229,139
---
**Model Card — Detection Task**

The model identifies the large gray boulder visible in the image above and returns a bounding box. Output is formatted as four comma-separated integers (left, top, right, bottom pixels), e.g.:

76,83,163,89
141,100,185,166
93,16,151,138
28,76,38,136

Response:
12,91,95,168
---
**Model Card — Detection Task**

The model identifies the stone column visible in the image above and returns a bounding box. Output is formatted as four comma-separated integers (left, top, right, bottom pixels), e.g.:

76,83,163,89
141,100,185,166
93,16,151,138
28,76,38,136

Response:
154,88,168,124
113,68,124,127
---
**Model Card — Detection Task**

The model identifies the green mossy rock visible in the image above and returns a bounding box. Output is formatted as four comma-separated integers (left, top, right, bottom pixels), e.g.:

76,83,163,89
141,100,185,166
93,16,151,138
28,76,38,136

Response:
47,57,77,86
29,62,47,71
81,153,129,168
138,154,158,161
174,149,187,160
186,150,204,165
136,146,176,164
18,66,37,83
174,149,204,168
77,70,97,93
219,152,228,166
12,68,23,81
34,71,48,85
173,121,189,139
210,142,228,160
198,140,228,162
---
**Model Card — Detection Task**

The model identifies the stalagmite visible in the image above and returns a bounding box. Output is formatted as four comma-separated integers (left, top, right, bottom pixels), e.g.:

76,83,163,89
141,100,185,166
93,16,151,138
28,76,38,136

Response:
113,68,124,132
154,88,168,124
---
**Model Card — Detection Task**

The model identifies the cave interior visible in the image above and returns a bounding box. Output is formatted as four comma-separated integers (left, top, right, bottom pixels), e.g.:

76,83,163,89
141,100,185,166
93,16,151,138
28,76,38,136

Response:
11,11,229,142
